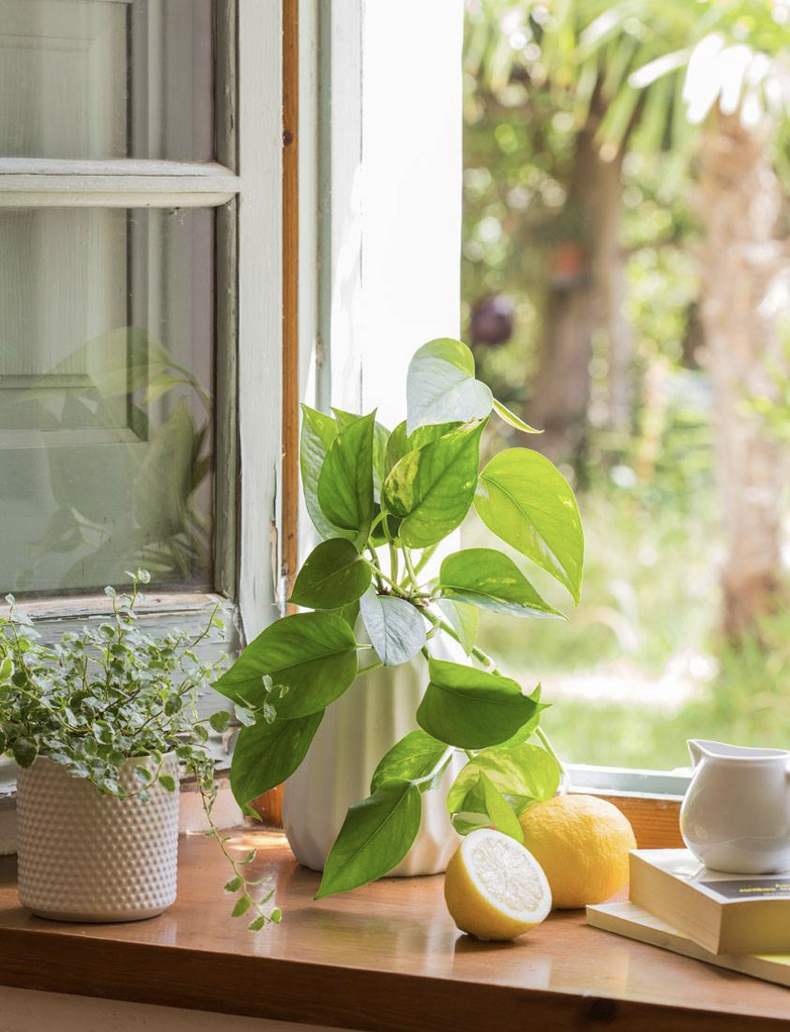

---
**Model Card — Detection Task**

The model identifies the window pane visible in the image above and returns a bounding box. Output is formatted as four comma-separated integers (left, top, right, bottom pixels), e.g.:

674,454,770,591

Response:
0,207,215,595
0,0,214,161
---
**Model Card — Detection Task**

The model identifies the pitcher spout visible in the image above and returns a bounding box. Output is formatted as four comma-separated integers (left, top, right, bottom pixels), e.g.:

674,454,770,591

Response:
686,739,788,767
687,739,706,768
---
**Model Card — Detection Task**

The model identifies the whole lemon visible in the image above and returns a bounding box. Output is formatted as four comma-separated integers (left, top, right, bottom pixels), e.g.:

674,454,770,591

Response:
518,794,636,909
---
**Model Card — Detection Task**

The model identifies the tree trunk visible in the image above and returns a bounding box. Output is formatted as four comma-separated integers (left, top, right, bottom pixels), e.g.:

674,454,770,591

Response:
697,113,788,639
529,118,632,460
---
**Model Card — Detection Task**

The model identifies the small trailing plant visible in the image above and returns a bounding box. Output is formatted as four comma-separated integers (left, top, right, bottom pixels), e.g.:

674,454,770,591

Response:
0,571,280,931
215,338,585,899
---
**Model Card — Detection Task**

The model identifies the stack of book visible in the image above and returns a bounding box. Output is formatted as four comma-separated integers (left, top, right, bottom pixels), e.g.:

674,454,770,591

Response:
586,849,790,988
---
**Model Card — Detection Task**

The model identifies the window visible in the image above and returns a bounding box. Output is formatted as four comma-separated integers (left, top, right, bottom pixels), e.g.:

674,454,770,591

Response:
0,1,283,774
0,206,215,594
461,0,790,793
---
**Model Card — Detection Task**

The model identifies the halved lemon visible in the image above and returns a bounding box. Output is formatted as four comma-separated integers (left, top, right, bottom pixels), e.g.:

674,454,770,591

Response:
444,828,552,941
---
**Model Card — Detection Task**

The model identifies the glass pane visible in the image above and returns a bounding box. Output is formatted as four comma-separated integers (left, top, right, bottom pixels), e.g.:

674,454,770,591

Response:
0,0,214,161
0,207,215,594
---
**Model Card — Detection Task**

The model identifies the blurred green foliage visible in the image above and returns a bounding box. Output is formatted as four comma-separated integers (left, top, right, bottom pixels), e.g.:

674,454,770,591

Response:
462,1,790,769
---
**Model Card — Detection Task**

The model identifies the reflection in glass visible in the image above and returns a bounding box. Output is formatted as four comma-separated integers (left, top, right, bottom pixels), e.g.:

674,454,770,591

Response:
0,0,214,161
0,207,215,594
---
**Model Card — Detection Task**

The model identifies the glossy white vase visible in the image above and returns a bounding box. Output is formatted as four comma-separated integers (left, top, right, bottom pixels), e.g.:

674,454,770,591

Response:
17,754,179,922
283,646,464,876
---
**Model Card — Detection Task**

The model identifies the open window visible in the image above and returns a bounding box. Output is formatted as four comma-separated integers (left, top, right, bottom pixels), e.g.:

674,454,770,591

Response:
0,1,283,805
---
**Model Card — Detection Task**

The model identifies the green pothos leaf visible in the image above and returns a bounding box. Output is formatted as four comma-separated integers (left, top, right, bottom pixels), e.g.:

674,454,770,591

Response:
289,538,372,610
213,611,358,718
406,338,492,434
317,410,376,540
315,779,422,899
383,420,486,548
416,658,539,750
475,448,584,604
370,729,451,793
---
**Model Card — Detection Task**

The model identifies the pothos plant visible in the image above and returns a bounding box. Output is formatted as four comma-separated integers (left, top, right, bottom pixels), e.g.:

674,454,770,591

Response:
0,571,280,930
213,338,585,900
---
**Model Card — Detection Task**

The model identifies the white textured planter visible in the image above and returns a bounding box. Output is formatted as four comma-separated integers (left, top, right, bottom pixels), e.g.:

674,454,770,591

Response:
284,647,464,877
17,753,179,923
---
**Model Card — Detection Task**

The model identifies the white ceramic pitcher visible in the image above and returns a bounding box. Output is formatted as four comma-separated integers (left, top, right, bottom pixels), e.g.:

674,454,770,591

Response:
680,740,790,875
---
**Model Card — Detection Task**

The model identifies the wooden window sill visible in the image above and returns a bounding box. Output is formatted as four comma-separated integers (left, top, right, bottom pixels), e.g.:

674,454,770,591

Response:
1,829,788,1031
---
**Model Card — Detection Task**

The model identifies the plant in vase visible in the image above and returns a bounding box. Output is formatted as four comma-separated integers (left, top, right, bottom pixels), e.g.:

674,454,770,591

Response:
215,338,585,900
0,571,280,930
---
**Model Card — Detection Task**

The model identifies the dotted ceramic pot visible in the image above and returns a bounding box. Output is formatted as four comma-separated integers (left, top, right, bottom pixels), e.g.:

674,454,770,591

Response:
16,754,179,923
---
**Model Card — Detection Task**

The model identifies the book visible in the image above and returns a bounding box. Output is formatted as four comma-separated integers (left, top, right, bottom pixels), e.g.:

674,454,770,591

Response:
629,848,790,955
587,900,790,990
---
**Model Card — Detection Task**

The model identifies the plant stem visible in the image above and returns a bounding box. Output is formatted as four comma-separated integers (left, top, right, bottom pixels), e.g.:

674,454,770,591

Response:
369,511,386,538
357,659,384,677
421,607,501,673
367,562,408,597
402,548,419,590
536,726,568,794
366,547,385,592
195,769,277,927
389,542,399,584
413,544,438,577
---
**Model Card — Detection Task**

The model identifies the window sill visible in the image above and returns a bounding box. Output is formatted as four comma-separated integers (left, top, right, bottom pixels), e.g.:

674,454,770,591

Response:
0,829,787,1030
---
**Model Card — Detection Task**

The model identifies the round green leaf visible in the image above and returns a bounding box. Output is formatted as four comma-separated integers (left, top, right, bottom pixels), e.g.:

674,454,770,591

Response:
317,411,376,538
289,539,372,610
406,338,492,435
230,710,324,808
474,448,584,604
213,612,358,718
315,779,422,899
382,420,486,548
209,710,233,734
359,589,427,667
416,658,539,750
438,547,564,619
12,737,37,768
370,729,451,793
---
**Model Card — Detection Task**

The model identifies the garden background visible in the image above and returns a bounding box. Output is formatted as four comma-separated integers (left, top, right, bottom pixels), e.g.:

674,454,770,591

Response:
461,0,790,769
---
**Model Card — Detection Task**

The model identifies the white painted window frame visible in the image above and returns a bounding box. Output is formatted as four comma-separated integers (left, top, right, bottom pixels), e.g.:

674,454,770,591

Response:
0,0,283,645
296,0,688,801
0,1,283,801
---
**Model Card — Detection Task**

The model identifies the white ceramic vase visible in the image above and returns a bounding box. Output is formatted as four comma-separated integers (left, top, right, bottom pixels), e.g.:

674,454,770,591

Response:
16,753,180,922
283,647,464,876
